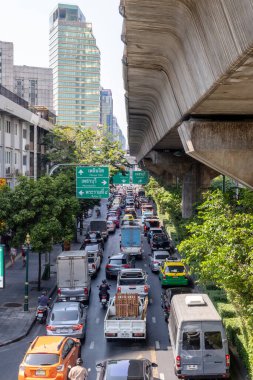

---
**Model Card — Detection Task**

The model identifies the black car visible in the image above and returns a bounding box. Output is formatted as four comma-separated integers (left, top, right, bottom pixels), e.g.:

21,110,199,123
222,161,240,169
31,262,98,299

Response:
96,359,158,380
143,218,160,236
105,253,135,279
150,233,172,251
161,287,195,321
81,231,104,248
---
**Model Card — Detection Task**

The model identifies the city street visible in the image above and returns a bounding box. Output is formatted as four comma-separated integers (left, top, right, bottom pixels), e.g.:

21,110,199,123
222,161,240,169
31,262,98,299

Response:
0,203,176,380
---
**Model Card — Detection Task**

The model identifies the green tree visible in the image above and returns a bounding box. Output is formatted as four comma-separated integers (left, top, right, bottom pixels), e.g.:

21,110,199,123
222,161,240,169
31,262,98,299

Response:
0,175,79,290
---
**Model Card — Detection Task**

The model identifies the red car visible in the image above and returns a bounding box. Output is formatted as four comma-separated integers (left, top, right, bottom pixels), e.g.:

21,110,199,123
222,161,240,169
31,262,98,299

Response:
107,215,120,228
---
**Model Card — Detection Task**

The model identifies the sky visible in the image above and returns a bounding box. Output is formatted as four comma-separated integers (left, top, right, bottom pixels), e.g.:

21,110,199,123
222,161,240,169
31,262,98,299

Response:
0,0,127,138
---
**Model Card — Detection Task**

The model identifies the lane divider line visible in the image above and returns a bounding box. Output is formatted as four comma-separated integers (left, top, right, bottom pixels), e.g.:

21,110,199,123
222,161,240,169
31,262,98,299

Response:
96,318,100,324
160,373,165,380
155,340,160,350
89,341,94,349
152,316,156,323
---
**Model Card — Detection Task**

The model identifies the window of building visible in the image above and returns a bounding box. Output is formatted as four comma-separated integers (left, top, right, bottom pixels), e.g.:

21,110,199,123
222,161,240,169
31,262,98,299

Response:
15,123,18,135
23,155,27,166
15,78,24,98
5,151,11,164
29,79,38,105
14,152,18,165
23,129,27,139
6,120,11,133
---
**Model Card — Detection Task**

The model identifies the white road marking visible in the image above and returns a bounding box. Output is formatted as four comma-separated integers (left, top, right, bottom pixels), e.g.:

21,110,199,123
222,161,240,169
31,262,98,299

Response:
89,341,94,349
144,263,147,267
96,318,100,324
155,340,160,350
152,316,156,323
149,298,153,304
160,373,165,380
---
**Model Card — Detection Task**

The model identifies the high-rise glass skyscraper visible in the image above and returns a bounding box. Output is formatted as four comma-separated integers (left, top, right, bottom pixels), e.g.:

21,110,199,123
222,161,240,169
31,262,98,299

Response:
49,4,100,128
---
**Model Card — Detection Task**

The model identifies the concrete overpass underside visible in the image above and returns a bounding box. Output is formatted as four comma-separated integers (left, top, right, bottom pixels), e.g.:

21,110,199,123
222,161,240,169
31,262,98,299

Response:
121,0,253,216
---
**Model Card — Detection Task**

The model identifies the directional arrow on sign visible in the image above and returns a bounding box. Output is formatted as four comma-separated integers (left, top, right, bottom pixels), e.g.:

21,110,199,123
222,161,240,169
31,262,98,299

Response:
79,190,84,196
78,169,84,175
102,180,107,185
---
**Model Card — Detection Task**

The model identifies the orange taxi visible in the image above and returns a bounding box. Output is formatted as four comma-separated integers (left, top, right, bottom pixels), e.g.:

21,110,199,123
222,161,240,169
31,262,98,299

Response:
18,335,81,380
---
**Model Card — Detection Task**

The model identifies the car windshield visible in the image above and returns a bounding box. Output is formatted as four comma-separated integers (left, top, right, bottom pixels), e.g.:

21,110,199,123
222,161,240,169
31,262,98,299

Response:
149,221,159,227
106,360,144,379
153,235,168,243
51,310,78,321
119,278,145,285
154,253,169,260
151,229,162,234
165,265,184,273
88,257,95,263
25,353,59,366
110,259,124,265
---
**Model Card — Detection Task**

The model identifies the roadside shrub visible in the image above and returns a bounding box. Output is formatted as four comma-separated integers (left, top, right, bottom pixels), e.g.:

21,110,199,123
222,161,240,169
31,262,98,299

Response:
216,302,236,318
223,317,241,346
207,289,228,303
234,334,251,374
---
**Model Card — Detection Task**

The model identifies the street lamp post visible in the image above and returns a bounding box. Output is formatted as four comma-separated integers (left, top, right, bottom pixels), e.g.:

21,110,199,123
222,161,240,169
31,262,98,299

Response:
24,233,31,312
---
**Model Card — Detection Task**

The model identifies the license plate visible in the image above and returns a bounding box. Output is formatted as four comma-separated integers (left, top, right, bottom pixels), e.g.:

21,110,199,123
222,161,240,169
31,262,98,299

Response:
187,365,198,370
129,287,136,290
70,297,76,300
120,332,130,338
36,370,46,376
61,329,69,333
173,276,178,278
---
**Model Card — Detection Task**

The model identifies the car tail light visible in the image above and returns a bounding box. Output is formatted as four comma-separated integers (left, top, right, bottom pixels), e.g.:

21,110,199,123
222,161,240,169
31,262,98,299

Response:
153,261,159,265
122,264,130,268
92,264,96,269
46,325,56,331
163,275,166,279
144,285,149,293
226,354,230,367
133,332,144,337
117,287,121,292
106,264,112,269
72,324,83,331
56,364,65,372
84,287,88,295
176,355,181,368
105,333,117,337
57,288,61,295
19,365,25,372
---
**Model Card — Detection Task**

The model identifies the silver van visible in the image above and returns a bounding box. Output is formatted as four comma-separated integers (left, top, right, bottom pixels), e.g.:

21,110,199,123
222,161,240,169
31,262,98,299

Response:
169,294,230,379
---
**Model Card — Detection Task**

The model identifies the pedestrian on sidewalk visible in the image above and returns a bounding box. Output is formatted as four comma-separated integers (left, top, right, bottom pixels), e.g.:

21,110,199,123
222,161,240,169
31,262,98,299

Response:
21,244,26,267
9,246,17,266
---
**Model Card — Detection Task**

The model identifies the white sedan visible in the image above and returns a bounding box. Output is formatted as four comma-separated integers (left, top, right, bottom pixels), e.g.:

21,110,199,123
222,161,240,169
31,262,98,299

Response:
107,220,116,233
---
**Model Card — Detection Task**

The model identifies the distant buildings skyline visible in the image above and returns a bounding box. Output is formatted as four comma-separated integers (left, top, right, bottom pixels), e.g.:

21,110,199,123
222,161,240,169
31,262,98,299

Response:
0,3,127,143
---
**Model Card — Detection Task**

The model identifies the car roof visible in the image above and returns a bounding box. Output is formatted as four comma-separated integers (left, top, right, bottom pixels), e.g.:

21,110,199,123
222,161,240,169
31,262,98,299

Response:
28,336,66,354
150,227,163,231
153,250,170,255
85,244,99,250
164,260,184,266
52,302,79,311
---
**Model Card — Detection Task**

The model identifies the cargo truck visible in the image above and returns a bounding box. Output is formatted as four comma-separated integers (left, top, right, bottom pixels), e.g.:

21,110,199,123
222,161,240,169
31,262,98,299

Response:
56,250,91,303
120,225,142,259
104,293,148,340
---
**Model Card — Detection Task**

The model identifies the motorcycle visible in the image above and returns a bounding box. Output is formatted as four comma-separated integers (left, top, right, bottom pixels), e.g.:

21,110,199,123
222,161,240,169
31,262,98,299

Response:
36,305,49,324
95,209,101,217
97,285,110,309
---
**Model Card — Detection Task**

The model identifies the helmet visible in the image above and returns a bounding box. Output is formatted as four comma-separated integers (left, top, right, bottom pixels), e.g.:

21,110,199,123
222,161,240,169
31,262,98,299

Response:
42,291,47,296
76,358,83,365
102,279,107,284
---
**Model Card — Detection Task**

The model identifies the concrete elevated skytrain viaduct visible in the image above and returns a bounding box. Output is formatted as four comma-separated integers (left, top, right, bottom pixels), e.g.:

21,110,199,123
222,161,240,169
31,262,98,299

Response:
120,0,253,216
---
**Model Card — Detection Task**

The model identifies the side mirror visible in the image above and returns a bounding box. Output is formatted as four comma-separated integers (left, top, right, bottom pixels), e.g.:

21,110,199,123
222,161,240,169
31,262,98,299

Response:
151,363,158,368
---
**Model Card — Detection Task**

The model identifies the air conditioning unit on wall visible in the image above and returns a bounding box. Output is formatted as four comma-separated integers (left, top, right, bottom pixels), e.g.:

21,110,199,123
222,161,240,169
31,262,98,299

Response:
5,167,11,174
25,144,30,150
25,170,30,176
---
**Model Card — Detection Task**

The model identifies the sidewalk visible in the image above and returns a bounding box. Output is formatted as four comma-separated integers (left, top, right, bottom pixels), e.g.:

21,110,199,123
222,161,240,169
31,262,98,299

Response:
0,204,101,347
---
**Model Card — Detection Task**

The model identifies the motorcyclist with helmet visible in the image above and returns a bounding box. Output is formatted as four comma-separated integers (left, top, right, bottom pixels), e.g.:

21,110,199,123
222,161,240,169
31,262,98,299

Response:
37,291,50,320
99,279,110,302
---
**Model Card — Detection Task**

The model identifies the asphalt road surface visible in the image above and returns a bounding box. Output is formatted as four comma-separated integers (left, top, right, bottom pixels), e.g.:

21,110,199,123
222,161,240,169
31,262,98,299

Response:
0,210,176,380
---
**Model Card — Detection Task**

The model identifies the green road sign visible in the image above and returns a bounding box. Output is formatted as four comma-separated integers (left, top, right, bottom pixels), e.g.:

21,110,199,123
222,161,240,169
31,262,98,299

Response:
0,245,5,288
76,166,109,199
132,170,149,184
112,172,130,185
76,166,109,178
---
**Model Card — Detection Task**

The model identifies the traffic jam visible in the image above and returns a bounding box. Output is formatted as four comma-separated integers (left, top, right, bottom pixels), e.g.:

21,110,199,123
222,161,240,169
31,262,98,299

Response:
17,185,230,380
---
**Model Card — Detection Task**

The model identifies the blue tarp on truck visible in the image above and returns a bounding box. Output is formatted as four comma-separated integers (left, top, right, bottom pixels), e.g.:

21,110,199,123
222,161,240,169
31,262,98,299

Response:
121,226,142,257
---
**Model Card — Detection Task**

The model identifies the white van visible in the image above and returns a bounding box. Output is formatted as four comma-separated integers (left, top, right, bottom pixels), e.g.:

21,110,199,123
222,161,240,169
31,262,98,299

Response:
169,294,230,379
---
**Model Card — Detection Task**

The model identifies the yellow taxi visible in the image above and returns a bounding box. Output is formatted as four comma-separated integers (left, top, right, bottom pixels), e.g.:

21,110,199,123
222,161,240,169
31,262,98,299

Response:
18,335,81,380
159,258,189,287
122,213,134,221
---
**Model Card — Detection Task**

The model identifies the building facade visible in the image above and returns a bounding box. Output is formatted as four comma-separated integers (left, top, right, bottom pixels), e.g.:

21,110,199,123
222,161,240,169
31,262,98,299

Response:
100,88,113,134
0,41,53,111
0,84,54,188
49,4,101,128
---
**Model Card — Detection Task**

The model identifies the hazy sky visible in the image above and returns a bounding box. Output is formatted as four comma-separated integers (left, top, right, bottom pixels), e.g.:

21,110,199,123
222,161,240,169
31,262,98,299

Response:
0,0,127,138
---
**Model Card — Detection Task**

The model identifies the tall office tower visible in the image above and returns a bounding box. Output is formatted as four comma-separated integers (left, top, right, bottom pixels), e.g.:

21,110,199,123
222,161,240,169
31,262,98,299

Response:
49,4,101,128
100,88,113,134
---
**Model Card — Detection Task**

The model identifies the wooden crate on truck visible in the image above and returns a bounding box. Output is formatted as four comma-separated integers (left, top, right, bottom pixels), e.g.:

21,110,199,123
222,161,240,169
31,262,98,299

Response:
115,293,139,318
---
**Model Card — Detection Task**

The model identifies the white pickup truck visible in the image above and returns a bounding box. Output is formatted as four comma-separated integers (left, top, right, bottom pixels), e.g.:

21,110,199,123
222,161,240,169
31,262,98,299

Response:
104,294,148,340
116,268,149,298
